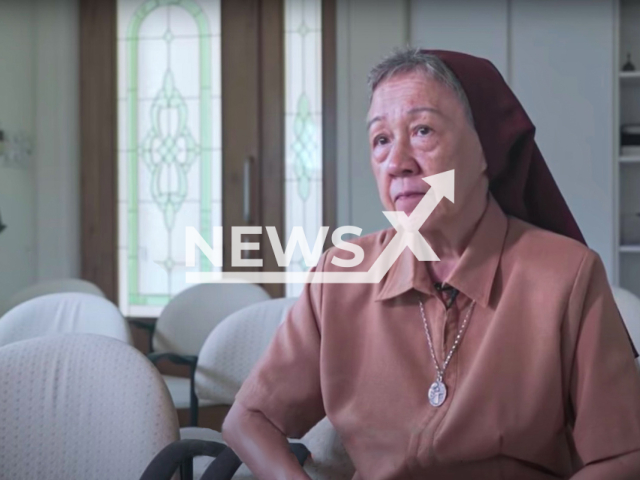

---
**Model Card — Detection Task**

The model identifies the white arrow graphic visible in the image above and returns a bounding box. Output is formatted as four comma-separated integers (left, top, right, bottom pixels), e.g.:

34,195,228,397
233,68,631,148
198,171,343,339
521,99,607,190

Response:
366,169,455,283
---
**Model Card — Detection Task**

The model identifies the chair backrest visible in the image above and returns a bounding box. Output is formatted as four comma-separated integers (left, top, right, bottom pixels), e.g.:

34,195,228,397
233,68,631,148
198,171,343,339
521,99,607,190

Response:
195,297,296,405
154,283,270,355
0,292,132,347
0,278,105,316
0,334,179,479
611,285,640,357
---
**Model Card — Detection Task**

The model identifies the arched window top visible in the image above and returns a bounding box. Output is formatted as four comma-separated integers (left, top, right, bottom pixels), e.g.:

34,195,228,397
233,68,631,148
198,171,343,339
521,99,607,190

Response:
126,0,211,39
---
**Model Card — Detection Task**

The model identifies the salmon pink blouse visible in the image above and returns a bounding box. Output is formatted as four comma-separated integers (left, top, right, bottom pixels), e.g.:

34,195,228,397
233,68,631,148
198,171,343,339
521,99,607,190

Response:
235,196,640,479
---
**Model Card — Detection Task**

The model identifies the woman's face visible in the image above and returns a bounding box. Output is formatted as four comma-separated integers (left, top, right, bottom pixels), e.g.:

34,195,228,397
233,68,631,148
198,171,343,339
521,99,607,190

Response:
368,70,487,225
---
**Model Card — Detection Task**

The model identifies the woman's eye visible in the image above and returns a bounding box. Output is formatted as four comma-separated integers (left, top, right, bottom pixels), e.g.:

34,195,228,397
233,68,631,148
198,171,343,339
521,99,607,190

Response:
374,135,389,146
416,126,431,136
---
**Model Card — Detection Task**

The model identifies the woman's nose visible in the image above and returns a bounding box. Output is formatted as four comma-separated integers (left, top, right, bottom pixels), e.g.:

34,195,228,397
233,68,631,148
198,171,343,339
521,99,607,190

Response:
386,141,420,177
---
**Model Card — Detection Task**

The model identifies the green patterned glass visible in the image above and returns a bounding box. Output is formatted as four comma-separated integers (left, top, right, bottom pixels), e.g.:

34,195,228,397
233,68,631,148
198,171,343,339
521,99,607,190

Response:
285,0,323,297
117,0,222,317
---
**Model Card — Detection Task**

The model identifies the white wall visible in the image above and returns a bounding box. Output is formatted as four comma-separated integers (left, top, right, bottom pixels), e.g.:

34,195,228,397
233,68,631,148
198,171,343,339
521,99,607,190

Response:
410,0,510,79
336,0,616,278
34,0,80,281
0,0,80,306
0,0,37,303
509,0,615,278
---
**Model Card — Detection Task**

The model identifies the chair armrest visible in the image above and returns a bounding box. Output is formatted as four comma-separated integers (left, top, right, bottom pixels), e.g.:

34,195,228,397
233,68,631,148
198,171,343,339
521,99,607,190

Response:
147,352,200,426
199,442,311,480
199,446,243,480
147,352,198,368
128,319,156,353
139,439,226,480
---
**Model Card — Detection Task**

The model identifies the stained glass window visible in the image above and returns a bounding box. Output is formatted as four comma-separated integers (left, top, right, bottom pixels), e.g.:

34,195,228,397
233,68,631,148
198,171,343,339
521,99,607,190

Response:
117,0,222,317
285,0,323,297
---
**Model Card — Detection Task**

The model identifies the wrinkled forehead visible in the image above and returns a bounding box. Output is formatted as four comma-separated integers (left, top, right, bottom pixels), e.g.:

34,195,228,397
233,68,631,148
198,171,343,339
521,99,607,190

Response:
367,71,467,126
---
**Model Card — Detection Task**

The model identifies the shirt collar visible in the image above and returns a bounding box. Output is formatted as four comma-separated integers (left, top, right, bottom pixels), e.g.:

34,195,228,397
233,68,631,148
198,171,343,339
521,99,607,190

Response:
374,195,508,308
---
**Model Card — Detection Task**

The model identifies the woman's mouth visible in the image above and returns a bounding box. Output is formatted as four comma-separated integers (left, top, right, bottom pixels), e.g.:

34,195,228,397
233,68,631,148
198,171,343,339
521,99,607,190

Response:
393,191,426,212
394,191,425,203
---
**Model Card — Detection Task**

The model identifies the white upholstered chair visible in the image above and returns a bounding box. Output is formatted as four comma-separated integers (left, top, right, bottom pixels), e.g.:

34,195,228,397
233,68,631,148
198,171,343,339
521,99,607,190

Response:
0,278,105,316
0,292,132,347
0,334,180,480
182,297,355,480
193,297,297,407
130,283,271,426
611,285,640,366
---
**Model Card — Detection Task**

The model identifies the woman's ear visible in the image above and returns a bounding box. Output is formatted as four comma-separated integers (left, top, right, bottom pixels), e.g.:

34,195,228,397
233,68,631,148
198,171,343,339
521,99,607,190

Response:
479,150,488,173
469,127,487,174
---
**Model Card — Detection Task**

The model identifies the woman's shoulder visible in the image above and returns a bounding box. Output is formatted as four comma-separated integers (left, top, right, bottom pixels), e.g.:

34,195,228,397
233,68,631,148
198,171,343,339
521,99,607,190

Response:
504,215,601,283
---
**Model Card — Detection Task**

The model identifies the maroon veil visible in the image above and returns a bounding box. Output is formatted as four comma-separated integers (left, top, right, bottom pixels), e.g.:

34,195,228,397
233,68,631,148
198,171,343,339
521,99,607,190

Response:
426,50,638,356
426,50,585,243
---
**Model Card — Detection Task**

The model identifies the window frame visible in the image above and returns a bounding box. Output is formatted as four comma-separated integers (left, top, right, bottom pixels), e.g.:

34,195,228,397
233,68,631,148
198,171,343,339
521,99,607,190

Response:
79,0,336,305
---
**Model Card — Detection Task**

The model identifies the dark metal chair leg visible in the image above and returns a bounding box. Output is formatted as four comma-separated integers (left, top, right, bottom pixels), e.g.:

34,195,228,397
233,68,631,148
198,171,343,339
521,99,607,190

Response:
189,359,199,426
189,388,199,426
180,457,194,480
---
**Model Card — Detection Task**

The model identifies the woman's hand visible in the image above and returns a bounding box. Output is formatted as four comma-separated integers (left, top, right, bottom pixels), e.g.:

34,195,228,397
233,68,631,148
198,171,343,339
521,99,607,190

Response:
222,401,312,480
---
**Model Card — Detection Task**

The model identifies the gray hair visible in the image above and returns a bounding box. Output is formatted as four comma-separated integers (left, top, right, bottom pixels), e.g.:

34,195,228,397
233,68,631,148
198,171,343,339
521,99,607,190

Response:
367,48,474,124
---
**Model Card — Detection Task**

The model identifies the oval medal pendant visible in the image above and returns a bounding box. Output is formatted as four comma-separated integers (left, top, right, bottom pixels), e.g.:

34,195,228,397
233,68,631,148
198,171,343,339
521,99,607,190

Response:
428,379,447,407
